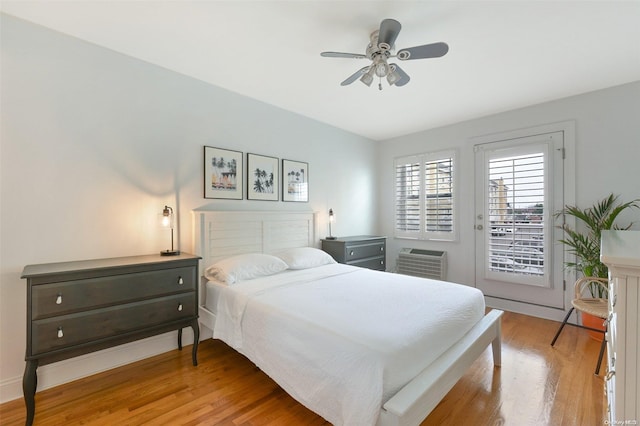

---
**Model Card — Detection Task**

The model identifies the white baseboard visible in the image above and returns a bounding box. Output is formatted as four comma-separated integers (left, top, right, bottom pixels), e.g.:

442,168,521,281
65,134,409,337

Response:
0,376,23,404
485,296,568,322
0,329,195,404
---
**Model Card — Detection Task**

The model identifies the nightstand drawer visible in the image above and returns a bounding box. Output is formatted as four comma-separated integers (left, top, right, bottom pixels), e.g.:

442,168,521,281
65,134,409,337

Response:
345,241,385,261
350,256,385,271
32,266,196,319
31,293,196,355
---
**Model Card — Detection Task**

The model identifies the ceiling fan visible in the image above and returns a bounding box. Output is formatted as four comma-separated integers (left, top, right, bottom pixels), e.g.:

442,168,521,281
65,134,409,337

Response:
321,18,449,90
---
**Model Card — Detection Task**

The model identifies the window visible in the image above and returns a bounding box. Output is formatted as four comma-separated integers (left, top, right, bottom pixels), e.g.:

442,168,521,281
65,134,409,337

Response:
395,150,456,241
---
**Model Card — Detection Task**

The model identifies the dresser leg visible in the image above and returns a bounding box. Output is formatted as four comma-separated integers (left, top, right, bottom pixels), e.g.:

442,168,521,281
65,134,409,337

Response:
191,320,199,366
177,328,183,350
23,359,38,426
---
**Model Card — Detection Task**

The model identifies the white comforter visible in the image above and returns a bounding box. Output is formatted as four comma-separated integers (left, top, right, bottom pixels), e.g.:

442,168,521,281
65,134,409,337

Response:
212,263,484,426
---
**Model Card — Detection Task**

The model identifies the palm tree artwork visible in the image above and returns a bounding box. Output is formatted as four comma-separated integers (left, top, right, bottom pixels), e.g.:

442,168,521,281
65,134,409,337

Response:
282,160,308,202
210,156,237,191
253,167,274,194
286,169,306,195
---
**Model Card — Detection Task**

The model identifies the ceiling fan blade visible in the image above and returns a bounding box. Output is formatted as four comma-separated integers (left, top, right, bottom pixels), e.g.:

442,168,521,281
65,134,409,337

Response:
321,51,367,59
340,66,369,86
377,18,401,51
389,63,410,86
397,42,449,60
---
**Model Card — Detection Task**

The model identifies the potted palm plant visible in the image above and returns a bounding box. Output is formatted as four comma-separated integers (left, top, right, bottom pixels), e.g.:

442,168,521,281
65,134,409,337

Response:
556,194,639,338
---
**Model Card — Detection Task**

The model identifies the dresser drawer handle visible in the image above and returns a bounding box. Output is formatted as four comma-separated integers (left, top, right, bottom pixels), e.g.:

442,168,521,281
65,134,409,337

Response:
349,250,354,256
57,327,64,338
56,294,62,305
380,246,384,252
380,260,384,265
605,370,615,381
178,277,184,285
177,304,183,312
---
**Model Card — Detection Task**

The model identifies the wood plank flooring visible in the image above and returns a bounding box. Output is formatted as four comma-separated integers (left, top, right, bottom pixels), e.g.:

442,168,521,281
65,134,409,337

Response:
0,310,605,425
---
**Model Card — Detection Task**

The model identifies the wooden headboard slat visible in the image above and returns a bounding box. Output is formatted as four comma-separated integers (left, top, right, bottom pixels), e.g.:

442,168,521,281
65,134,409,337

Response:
192,210,318,269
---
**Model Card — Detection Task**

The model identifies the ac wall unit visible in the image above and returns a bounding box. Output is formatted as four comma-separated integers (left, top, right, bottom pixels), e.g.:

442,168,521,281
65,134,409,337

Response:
397,248,447,280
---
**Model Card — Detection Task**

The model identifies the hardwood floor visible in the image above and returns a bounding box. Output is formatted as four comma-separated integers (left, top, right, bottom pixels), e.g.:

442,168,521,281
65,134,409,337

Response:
0,310,605,425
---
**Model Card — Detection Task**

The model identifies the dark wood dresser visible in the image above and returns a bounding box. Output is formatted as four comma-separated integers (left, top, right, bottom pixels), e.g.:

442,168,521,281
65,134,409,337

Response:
321,235,386,271
21,253,200,426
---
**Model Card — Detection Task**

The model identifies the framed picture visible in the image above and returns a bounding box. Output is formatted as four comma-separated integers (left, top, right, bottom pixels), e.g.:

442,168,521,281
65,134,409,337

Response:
204,146,243,199
282,159,309,202
247,153,279,201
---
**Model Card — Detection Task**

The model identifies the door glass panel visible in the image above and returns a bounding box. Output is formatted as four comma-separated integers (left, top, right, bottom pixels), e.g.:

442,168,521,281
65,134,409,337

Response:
482,142,550,289
488,152,545,277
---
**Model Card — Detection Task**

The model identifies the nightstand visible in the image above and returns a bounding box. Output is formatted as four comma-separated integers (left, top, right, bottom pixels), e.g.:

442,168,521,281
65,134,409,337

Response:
21,253,200,426
321,236,386,271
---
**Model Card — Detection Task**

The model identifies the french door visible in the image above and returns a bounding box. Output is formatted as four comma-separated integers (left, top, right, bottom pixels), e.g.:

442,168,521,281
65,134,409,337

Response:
474,131,565,308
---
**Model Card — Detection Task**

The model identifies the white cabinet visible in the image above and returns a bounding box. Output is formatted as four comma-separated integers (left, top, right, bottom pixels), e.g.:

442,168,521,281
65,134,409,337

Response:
601,230,640,423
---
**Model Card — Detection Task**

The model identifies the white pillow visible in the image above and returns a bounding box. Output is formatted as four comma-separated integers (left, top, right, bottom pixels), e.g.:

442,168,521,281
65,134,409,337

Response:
204,253,288,285
275,247,336,270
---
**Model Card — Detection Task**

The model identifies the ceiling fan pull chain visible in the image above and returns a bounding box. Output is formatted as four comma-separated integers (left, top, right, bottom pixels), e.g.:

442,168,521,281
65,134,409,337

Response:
379,77,383,91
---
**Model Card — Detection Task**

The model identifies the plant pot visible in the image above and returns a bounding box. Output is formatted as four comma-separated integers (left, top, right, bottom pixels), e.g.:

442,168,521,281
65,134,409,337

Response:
581,311,606,341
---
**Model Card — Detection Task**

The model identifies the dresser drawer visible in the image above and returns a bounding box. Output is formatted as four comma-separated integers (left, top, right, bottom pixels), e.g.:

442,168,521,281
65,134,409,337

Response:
349,256,385,271
345,241,385,262
31,266,196,319
31,293,196,355
322,236,386,271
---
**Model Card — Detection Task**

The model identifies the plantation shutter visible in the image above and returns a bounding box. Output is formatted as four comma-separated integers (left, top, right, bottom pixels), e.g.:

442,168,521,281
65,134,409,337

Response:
395,150,456,241
486,146,547,283
395,155,422,238
425,156,454,234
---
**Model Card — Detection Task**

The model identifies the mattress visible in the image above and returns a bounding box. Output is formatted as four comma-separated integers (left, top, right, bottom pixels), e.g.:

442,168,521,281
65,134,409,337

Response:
207,263,484,426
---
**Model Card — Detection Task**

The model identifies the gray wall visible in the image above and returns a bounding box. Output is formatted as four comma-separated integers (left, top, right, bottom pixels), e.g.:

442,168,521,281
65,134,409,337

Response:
2,11,639,405
377,81,640,288
0,14,377,401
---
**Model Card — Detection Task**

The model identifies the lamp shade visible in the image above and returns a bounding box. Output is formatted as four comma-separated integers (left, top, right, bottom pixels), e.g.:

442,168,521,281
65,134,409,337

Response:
360,67,375,87
161,206,173,228
327,208,336,240
387,68,401,86
160,205,180,256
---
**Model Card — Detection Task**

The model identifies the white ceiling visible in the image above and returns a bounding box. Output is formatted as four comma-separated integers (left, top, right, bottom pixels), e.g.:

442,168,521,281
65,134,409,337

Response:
2,1,640,141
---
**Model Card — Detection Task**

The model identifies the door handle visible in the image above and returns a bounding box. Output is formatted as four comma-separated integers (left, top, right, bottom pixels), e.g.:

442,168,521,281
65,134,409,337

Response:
476,225,483,230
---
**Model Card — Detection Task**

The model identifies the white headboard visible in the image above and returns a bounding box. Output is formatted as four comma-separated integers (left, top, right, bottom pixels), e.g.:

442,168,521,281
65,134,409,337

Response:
192,210,318,269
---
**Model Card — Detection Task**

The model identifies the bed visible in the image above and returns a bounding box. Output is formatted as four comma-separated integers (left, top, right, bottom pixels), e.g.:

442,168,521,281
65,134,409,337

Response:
192,210,502,426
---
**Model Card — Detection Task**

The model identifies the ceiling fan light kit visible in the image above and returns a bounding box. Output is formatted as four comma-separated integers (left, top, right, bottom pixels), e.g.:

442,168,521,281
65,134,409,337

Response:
321,18,449,90
386,67,401,85
360,69,374,87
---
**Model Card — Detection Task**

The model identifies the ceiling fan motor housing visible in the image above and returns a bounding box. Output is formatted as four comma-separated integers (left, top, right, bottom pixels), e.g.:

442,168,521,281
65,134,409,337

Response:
367,30,393,58
365,30,393,78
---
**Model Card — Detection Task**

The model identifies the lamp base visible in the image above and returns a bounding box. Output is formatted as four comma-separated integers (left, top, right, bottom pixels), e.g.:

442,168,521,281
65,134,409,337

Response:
160,250,180,256
325,236,337,240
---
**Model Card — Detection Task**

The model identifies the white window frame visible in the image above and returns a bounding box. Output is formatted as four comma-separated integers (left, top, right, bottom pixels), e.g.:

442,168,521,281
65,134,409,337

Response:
394,149,457,241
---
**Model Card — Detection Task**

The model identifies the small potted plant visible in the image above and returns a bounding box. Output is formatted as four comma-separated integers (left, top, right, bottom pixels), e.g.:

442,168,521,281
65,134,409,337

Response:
556,194,639,338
